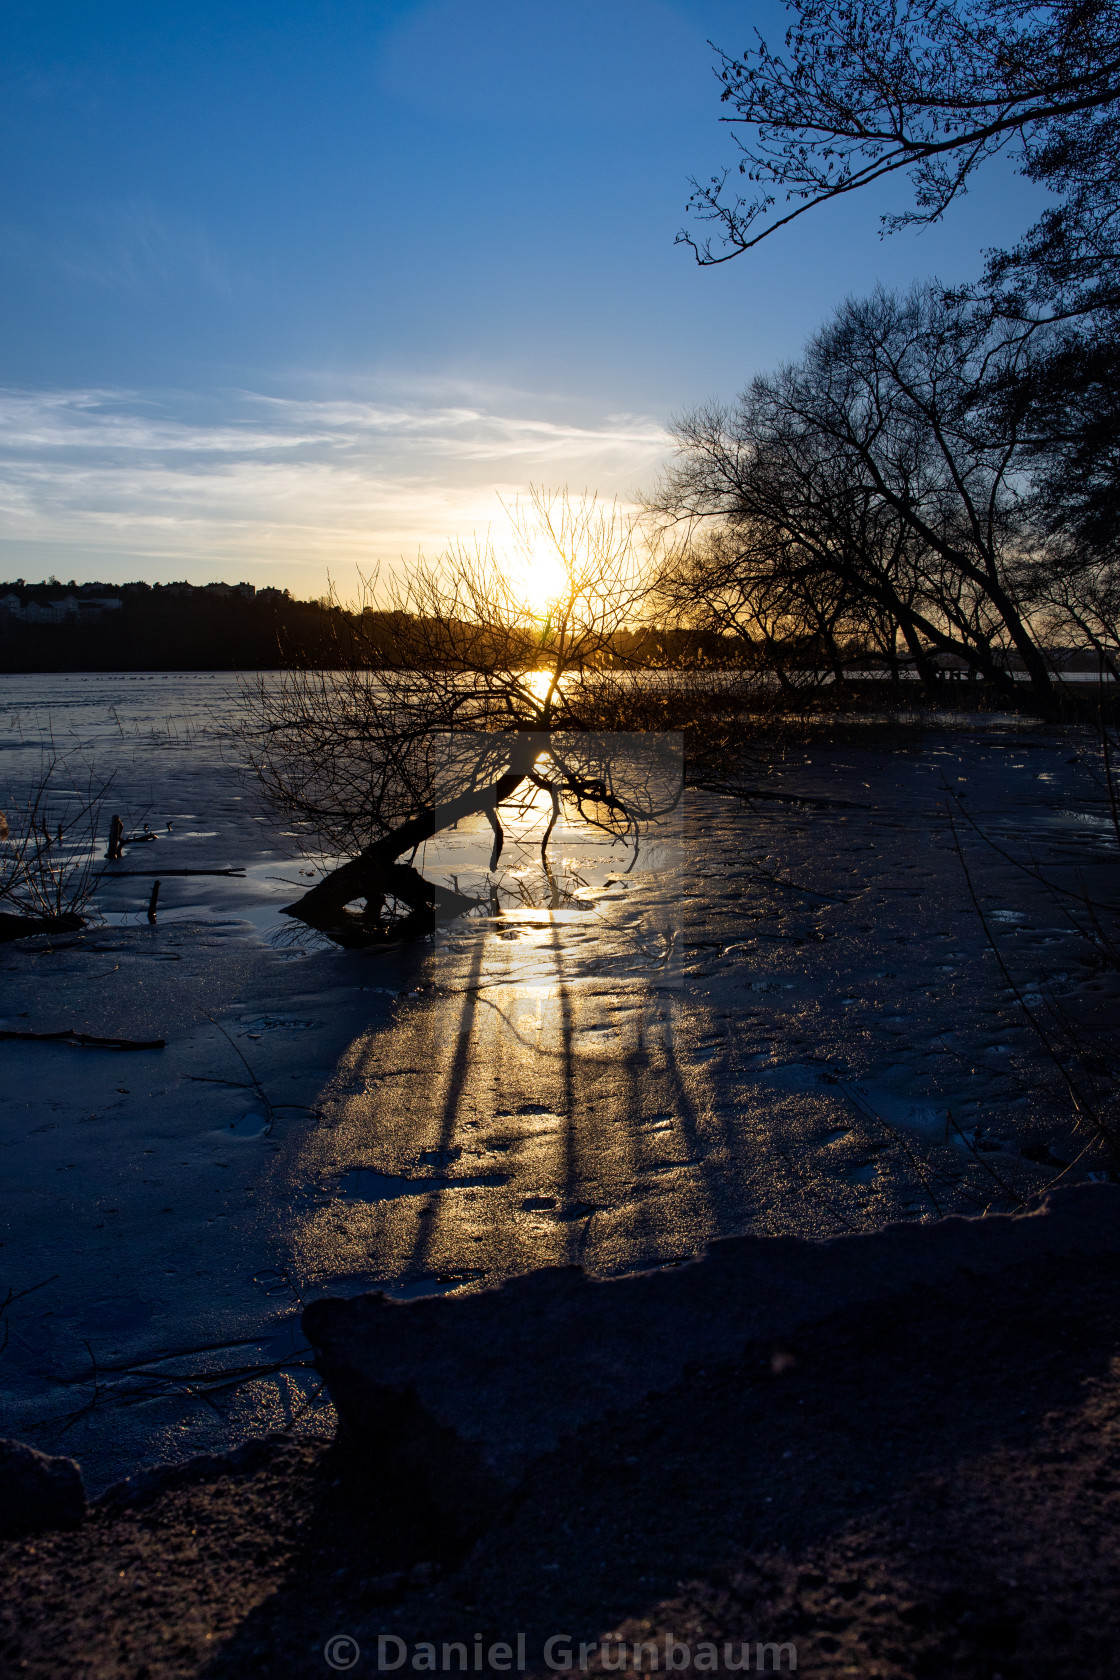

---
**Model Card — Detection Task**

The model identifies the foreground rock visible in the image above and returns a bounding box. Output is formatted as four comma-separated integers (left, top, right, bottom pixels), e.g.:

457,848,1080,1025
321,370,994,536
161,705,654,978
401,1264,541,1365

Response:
0,1439,86,1538
302,1182,1120,1531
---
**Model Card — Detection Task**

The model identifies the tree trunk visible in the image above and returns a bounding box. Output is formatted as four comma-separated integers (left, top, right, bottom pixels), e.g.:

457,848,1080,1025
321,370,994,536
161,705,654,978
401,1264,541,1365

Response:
899,619,938,689
282,765,531,943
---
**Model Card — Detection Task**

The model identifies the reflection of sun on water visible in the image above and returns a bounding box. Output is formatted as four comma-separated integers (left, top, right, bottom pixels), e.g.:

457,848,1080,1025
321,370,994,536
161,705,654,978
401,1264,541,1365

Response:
524,667,559,705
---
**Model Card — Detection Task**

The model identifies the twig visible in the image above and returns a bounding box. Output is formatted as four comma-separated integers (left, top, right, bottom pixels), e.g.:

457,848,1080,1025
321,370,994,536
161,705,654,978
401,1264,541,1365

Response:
0,1028,165,1050
56,1330,292,1381
0,1274,58,1354
743,861,852,903
944,1108,1028,1208
56,1339,103,1433
946,795,1117,1155
203,1014,275,1130
834,1082,947,1218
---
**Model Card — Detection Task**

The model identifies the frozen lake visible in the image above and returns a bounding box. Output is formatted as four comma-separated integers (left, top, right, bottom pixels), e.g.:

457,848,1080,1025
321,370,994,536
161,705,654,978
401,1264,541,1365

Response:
1,672,1117,1487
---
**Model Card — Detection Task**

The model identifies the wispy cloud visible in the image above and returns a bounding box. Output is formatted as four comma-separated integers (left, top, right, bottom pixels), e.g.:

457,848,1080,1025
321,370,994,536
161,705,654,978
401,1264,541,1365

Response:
2,201,233,297
0,383,671,588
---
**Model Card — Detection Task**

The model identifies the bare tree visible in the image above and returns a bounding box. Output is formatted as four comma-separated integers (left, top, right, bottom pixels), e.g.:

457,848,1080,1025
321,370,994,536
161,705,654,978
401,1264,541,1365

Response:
655,496,925,690
674,3,1120,682
683,0,1120,316
1026,538,1120,679
648,286,1067,709
0,755,108,937
240,492,690,946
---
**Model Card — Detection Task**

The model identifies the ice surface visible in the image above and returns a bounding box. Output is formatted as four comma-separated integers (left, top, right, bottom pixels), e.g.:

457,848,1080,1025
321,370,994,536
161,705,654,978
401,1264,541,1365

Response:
1,675,1117,1486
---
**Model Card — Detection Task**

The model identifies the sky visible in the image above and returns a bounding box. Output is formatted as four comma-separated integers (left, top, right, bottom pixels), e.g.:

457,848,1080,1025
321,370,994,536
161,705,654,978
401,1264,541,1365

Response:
0,0,1052,595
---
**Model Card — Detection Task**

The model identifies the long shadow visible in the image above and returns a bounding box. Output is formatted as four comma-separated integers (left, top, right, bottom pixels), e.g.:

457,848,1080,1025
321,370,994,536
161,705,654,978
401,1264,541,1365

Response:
461,921,592,1265
572,989,721,1271
544,920,584,1265
395,913,587,1281
532,889,747,1274
651,994,763,1238
396,928,488,1280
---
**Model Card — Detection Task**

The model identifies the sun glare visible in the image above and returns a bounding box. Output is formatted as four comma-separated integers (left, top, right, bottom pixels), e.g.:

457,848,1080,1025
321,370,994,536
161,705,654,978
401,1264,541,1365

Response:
505,533,570,617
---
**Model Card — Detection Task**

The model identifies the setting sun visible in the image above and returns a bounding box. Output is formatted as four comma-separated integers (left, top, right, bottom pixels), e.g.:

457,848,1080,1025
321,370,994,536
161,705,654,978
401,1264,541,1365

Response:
503,531,570,617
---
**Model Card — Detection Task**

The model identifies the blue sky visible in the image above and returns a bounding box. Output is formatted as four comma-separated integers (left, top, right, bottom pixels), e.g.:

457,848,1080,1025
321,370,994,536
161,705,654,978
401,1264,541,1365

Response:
0,0,1050,594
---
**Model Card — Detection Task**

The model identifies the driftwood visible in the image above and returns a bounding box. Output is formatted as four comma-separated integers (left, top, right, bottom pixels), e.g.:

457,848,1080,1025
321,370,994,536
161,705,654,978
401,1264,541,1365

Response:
95,868,245,878
0,1027,165,1051
0,911,86,944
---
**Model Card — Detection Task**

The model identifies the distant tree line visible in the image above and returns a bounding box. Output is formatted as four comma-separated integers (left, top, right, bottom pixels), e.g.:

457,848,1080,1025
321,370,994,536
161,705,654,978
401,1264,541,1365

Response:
0,582,396,673
0,576,745,676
